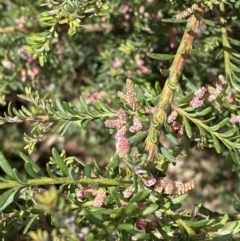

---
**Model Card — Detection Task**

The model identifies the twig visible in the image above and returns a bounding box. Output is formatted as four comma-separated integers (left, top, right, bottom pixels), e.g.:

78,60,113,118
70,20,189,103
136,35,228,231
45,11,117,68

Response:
145,4,205,161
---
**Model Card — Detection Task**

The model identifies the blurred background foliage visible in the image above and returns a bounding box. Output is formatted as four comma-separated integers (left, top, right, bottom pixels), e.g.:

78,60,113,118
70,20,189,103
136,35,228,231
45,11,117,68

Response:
1,0,240,220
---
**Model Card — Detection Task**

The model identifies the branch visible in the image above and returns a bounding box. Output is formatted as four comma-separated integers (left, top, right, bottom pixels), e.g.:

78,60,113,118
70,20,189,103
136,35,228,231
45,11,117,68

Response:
145,4,205,161
0,23,114,34
0,177,132,190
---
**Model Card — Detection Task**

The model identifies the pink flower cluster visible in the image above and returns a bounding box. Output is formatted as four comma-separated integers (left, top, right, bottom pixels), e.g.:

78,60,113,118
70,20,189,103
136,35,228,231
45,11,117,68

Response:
15,16,25,28
129,117,143,132
226,95,234,103
230,116,240,125
135,54,149,74
167,110,184,138
76,187,106,207
104,108,130,157
189,75,227,109
206,75,225,102
84,91,107,104
190,87,206,108
167,110,178,123
2,47,41,83
135,203,157,230
18,48,41,82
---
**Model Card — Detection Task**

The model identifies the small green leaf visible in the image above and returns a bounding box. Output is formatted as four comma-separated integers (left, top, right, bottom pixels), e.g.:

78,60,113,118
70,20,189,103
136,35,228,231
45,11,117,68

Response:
160,146,175,162
12,168,28,184
46,163,58,179
197,107,212,116
52,148,68,176
97,100,114,113
202,117,215,124
161,18,187,23
217,118,229,128
68,167,78,181
147,53,175,61
106,155,119,178
228,37,240,47
183,117,192,138
60,121,73,136
118,223,134,231
108,190,121,207
125,203,138,215
211,135,221,153
202,18,216,27
209,124,220,132
84,164,92,178
55,99,65,113
62,102,76,115
20,152,45,177
50,120,65,132
39,55,45,66
130,190,151,203
165,133,179,145
79,97,88,111
220,127,239,138
183,107,195,112
231,55,240,65
135,85,145,104
24,162,40,178
21,105,32,117
83,209,106,228
80,119,90,129
0,188,27,211
211,234,232,241
111,97,121,109
23,45,34,53
139,204,158,216
177,92,194,104
129,231,150,239
185,219,210,228
0,152,14,179
23,215,38,234
171,193,188,204
129,131,148,144
230,63,240,73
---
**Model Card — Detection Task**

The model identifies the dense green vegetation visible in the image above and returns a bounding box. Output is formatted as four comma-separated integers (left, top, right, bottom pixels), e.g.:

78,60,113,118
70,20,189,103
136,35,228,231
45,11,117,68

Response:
1,0,240,240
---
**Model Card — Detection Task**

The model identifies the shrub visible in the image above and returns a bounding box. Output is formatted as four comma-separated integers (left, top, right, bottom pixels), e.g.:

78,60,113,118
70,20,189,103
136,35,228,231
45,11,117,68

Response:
1,0,240,240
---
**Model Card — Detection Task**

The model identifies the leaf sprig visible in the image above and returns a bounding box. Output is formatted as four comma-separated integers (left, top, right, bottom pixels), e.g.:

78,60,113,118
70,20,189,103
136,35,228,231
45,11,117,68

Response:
25,0,109,65
0,87,117,152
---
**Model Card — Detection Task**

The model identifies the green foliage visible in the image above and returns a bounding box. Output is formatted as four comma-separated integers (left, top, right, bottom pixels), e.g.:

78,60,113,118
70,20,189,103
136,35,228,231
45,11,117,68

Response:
1,0,240,240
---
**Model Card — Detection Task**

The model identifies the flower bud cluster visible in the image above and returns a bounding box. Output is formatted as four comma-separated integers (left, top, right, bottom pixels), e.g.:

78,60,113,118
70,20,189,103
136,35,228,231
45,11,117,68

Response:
226,95,234,103
190,87,206,108
104,108,130,157
207,75,225,102
167,110,184,138
167,110,178,124
153,178,194,196
129,117,143,133
190,75,227,109
230,116,240,125
135,203,157,230
76,186,97,200
115,131,130,157
76,187,106,207
93,188,106,207
117,79,140,111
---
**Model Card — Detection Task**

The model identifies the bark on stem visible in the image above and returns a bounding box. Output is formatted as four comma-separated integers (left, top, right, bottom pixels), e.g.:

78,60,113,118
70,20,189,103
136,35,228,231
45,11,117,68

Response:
145,5,204,161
